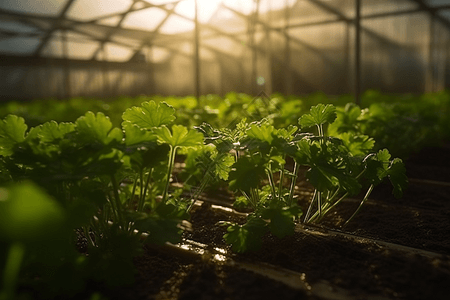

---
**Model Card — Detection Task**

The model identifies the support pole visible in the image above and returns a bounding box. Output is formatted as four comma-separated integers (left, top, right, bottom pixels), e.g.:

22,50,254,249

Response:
427,14,435,93
194,0,201,105
284,0,292,95
102,44,109,97
264,0,272,95
62,29,71,99
354,0,361,105
250,0,261,95
345,22,350,94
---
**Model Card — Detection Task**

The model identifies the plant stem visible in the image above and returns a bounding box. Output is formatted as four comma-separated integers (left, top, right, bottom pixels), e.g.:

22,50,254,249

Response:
344,184,374,226
83,226,96,247
250,188,260,208
129,173,138,208
308,189,348,223
139,168,153,211
1,242,25,300
318,191,349,222
304,189,317,223
110,174,125,229
288,162,300,206
187,176,210,212
162,146,177,204
318,191,322,218
107,192,118,224
139,168,144,206
278,168,284,202
266,167,277,201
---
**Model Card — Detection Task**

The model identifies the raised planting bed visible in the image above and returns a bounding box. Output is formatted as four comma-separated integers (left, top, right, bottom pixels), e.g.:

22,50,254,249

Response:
92,142,450,300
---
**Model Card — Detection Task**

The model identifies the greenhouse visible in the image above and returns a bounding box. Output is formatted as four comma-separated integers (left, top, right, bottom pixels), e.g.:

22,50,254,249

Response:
1,1,450,299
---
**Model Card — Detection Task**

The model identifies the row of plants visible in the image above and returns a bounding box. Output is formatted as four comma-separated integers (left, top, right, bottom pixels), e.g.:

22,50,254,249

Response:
2,90,450,157
0,91,441,298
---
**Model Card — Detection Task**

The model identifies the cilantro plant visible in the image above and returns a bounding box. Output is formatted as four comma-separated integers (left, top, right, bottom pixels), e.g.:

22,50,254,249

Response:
197,119,303,252
296,104,408,225
196,104,407,253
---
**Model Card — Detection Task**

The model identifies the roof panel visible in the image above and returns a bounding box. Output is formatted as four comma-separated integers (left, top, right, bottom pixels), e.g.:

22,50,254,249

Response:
0,37,41,54
222,0,255,16
144,0,178,4
0,0,67,16
286,1,341,27
425,0,450,7
149,46,171,63
41,31,100,59
200,47,215,61
361,0,418,17
438,10,450,21
175,0,222,23
110,35,142,48
258,0,297,14
72,23,112,40
104,43,134,61
159,15,195,34
41,38,64,58
67,40,100,59
66,0,133,21
97,16,122,26
0,21,38,34
122,7,168,31
207,7,247,33
202,36,244,57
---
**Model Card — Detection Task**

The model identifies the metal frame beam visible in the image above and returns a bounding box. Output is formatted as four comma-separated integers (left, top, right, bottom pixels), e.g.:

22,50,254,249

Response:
32,0,77,56
410,0,450,31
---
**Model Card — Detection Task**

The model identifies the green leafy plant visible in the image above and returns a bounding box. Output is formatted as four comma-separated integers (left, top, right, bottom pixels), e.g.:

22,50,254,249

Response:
197,119,303,252
0,100,204,296
296,104,408,225
196,104,407,253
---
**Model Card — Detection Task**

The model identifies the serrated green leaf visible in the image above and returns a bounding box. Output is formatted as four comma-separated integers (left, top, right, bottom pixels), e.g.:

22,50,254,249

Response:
339,132,375,156
154,125,203,149
0,115,27,156
307,166,339,192
376,148,391,163
38,121,75,143
122,101,175,129
276,125,298,141
299,104,337,128
364,149,395,185
233,195,252,210
388,158,408,198
261,207,296,238
292,139,312,165
223,216,267,252
123,123,157,146
228,156,266,192
195,122,221,139
247,123,276,144
212,152,235,181
75,112,122,145
128,142,170,170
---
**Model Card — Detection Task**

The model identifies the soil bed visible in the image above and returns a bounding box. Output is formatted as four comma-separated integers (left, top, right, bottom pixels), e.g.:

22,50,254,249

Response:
74,144,450,299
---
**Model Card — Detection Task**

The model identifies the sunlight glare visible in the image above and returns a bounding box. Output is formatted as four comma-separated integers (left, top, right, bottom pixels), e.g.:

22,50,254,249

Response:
175,0,223,23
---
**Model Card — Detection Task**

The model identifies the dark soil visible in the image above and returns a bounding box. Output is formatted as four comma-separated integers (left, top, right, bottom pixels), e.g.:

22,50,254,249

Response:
81,144,450,299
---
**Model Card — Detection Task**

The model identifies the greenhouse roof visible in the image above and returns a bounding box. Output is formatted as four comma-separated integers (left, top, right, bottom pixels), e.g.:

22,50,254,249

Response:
1,0,450,63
